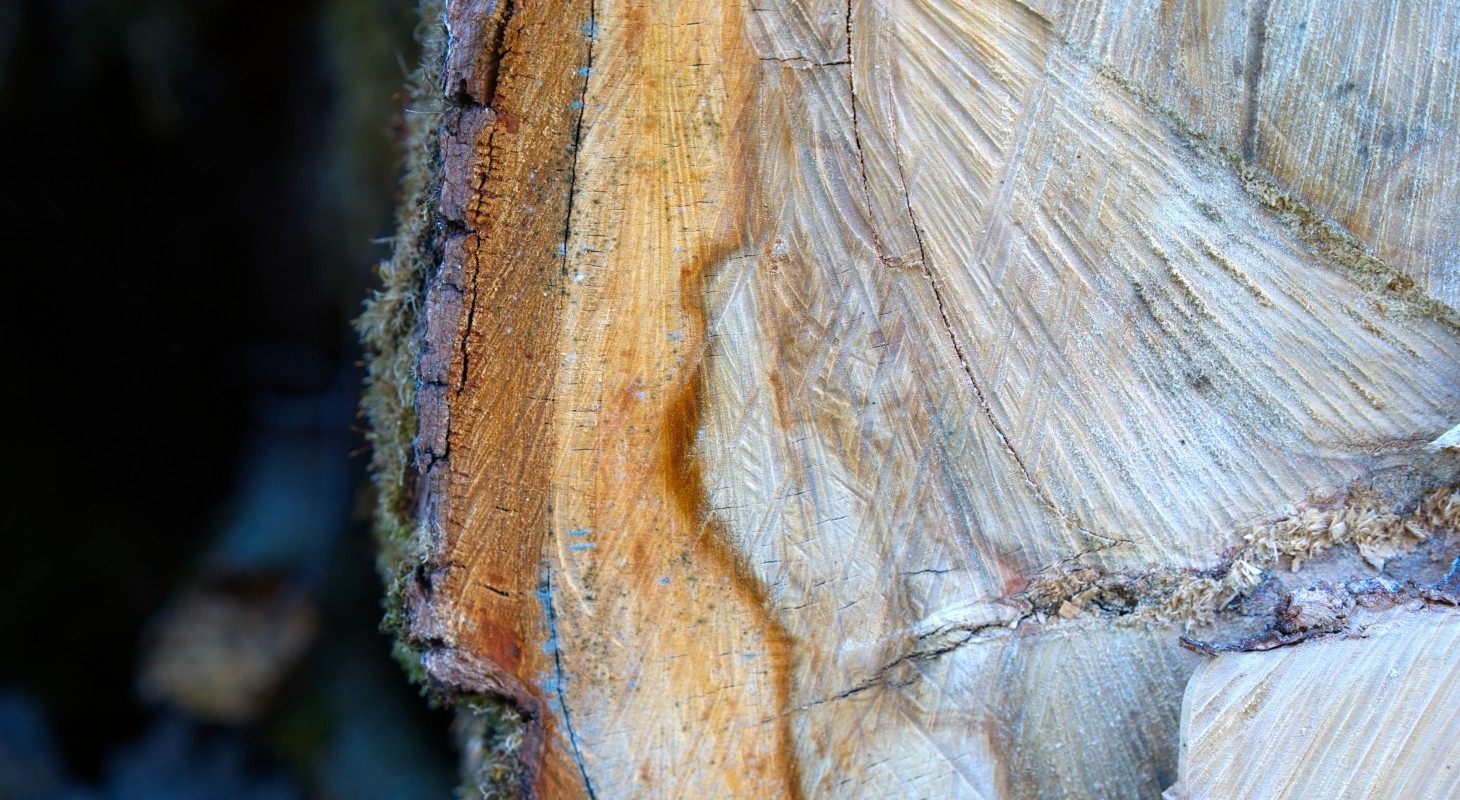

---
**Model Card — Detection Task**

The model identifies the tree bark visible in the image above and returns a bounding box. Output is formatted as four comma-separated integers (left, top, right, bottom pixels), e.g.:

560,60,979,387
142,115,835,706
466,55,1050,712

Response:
365,0,1460,796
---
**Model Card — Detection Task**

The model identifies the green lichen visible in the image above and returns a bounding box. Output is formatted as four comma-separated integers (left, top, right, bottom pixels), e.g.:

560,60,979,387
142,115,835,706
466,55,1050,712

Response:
355,0,446,681
454,698,531,799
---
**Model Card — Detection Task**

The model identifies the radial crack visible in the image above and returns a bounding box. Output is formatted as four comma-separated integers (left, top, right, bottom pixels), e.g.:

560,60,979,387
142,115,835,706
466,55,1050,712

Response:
1241,0,1272,161
879,49,1128,554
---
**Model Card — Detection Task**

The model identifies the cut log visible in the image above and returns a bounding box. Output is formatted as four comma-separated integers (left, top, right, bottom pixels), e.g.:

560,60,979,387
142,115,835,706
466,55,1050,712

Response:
359,0,1460,796
1168,604,1460,799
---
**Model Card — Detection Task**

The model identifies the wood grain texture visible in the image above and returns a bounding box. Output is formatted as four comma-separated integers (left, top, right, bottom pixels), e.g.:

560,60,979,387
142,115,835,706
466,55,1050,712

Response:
1168,606,1460,799
403,0,1460,796
1028,0,1460,307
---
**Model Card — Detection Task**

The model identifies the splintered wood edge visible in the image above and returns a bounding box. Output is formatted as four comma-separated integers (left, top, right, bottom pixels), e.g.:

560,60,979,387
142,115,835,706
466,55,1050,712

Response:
1025,485,1460,629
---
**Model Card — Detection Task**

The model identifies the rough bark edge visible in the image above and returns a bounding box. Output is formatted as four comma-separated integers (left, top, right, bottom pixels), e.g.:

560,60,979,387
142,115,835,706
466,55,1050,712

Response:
355,2,531,797
356,0,446,681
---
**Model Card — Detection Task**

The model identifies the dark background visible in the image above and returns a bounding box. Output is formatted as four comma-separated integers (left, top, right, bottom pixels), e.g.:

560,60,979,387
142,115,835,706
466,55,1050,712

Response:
0,1,455,796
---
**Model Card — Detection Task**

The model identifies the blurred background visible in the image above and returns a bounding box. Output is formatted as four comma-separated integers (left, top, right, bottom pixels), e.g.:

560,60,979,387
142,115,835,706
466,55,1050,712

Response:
0,0,457,797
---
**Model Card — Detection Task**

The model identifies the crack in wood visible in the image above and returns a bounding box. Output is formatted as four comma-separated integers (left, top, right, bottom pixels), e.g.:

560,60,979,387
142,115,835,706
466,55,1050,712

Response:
540,557,598,800
547,2,598,794
1241,0,1272,161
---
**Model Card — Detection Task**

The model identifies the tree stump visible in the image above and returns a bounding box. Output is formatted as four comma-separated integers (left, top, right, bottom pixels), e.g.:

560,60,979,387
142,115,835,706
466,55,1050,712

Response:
360,0,1460,796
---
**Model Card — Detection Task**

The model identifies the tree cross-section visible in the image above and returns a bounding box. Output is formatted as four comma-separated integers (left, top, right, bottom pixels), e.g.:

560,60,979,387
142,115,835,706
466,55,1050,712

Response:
381,0,1460,796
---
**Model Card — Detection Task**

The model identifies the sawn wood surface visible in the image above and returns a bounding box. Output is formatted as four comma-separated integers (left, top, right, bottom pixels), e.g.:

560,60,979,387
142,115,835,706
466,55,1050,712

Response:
402,0,1460,796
